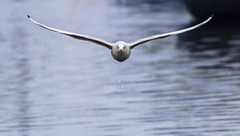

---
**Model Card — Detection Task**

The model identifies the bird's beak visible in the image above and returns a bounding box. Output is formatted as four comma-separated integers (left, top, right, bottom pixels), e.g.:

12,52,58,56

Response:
120,49,123,52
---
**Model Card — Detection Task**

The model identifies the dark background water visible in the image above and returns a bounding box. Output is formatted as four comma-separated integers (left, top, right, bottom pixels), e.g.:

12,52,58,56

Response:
0,0,240,136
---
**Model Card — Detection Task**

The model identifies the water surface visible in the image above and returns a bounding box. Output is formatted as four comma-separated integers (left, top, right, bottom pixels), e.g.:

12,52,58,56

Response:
0,0,240,136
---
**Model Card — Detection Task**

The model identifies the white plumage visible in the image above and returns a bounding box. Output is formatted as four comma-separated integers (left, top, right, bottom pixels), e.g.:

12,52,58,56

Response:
28,15,212,62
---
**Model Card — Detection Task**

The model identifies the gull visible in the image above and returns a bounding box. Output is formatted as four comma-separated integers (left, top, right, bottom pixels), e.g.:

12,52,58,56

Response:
27,15,213,62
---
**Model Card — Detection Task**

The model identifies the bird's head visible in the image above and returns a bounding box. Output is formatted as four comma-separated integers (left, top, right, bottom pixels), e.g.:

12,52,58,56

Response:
111,41,131,62
115,41,127,53
116,44,126,52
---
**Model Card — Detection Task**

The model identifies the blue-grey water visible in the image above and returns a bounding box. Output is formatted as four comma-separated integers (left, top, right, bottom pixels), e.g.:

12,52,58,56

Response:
1,0,240,136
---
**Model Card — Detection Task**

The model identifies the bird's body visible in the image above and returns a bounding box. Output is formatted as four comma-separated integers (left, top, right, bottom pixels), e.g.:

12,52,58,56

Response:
111,41,131,62
27,15,213,62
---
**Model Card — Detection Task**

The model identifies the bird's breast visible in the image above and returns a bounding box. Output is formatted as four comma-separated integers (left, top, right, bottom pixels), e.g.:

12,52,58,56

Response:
111,49,131,62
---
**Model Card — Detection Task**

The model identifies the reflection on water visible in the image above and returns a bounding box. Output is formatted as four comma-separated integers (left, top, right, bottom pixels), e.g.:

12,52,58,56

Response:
0,0,240,136
178,19,240,51
178,19,240,74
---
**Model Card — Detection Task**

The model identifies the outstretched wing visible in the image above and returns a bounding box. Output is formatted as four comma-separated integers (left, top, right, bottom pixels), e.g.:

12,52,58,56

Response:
27,15,114,49
129,15,213,49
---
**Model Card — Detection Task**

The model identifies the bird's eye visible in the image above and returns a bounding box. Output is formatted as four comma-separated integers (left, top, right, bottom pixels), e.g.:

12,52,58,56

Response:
117,46,119,49
123,46,126,49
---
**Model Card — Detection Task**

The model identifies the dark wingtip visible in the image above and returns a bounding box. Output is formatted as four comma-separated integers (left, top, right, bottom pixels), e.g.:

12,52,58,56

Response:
27,15,30,18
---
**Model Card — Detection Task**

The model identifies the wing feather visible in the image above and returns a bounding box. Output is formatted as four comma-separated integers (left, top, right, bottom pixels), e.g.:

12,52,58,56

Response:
27,15,113,49
129,15,213,49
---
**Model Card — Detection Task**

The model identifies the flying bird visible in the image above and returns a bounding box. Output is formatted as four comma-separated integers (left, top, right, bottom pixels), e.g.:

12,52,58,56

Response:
27,15,213,62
